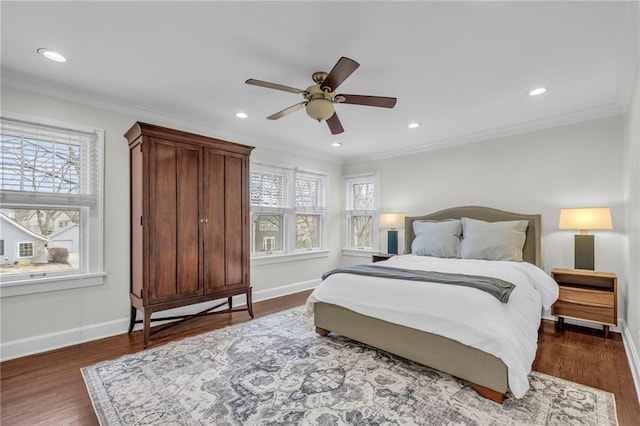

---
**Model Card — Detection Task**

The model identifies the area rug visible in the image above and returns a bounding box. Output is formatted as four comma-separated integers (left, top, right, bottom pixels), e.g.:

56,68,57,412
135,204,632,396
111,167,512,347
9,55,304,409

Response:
82,307,618,425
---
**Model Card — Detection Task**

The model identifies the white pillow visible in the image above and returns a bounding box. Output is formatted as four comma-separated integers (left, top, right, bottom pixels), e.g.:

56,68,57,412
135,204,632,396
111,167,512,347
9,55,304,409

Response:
459,217,529,261
411,220,462,258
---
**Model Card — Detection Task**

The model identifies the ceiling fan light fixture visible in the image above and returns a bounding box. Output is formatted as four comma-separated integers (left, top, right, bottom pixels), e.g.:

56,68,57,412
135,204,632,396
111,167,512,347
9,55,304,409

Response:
331,142,342,147
235,112,248,119
246,56,396,134
306,98,334,121
408,122,421,129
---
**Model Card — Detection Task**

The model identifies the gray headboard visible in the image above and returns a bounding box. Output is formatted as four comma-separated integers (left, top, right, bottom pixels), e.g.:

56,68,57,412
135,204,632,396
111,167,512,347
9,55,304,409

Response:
405,206,542,267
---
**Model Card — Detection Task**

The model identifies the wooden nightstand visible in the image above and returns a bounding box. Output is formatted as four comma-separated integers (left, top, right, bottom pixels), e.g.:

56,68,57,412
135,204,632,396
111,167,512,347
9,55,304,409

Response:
372,253,394,263
551,268,617,338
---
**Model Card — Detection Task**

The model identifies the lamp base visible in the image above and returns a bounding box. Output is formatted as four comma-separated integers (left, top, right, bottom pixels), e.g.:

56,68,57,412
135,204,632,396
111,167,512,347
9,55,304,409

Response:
387,230,398,255
574,234,594,270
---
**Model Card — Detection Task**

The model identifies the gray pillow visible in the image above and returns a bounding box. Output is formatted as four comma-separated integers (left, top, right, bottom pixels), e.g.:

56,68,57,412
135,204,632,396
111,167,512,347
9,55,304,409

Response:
411,219,462,258
459,217,529,261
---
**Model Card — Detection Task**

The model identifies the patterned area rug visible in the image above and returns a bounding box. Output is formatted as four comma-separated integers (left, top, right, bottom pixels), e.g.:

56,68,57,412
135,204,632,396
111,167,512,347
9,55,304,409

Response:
82,307,618,425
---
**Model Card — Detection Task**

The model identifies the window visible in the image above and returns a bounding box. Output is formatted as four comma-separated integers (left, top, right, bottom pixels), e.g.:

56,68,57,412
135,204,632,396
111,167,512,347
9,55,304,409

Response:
344,172,380,253
295,171,325,250
0,116,104,297
17,242,34,258
250,162,328,260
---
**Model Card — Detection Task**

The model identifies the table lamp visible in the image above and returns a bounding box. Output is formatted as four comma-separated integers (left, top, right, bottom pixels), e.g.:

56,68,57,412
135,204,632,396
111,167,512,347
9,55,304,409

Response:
559,207,612,270
379,213,405,255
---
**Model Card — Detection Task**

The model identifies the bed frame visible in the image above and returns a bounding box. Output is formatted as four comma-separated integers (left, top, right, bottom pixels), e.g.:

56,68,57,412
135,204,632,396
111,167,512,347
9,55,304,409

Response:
314,206,542,403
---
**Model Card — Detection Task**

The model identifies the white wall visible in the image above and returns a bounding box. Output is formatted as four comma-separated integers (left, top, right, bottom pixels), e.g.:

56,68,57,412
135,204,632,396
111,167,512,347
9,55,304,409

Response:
0,86,342,358
342,115,628,318
623,64,640,391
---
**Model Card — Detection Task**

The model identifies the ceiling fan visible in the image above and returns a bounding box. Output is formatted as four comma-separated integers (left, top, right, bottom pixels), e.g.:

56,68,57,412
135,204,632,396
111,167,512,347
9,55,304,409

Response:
246,57,397,135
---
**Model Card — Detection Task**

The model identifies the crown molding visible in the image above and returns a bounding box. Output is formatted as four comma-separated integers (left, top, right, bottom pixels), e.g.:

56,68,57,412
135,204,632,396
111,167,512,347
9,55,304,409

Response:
1,72,344,165
347,102,625,163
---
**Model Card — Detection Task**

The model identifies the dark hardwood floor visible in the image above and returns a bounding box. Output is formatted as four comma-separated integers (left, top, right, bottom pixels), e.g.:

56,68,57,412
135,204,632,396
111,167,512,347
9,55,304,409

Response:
1,290,638,425
533,320,639,425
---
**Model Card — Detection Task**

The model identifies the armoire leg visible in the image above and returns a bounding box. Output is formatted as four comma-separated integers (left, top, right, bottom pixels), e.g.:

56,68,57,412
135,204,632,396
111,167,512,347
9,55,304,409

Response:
143,310,152,349
247,288,254,318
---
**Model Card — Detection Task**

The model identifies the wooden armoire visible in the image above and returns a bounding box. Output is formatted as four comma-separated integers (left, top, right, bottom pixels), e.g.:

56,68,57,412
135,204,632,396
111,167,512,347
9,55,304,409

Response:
125,122,254,348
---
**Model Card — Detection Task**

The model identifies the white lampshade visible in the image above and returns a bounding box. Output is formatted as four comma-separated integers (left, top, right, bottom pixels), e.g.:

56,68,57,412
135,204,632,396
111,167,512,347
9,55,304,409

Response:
559,207,613,233
379,213,405,229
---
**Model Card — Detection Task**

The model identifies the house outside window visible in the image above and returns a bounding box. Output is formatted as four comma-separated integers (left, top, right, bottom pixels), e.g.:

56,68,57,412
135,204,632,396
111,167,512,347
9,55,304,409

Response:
0,115,105,297
262,236,276,252
250,162,328,260
344,172,380,253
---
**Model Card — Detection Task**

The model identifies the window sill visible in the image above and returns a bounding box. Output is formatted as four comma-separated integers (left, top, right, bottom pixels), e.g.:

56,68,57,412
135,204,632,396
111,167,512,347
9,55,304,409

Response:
0,272,106,298
251,250,330,266
341,248,378,257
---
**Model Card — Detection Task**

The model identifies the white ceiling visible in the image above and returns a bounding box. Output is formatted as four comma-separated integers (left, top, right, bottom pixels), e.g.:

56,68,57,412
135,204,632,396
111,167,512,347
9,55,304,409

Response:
1,1,638,163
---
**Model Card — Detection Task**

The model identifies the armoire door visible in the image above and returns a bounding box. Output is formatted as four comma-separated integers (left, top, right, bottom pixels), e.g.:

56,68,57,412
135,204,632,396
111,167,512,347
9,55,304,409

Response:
148,138,201,303
224,155,246,287
202,150,247,293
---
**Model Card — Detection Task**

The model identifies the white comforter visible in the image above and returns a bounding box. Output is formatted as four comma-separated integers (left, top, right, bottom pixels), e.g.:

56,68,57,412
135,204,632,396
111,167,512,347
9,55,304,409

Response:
306,255,559,398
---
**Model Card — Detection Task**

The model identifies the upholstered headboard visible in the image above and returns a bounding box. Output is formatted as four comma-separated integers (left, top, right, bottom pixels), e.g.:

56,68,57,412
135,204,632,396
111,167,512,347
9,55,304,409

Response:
405,206,542,267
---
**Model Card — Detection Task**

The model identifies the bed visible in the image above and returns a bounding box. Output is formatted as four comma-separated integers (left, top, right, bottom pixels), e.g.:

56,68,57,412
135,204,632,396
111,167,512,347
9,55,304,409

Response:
307,206,558,403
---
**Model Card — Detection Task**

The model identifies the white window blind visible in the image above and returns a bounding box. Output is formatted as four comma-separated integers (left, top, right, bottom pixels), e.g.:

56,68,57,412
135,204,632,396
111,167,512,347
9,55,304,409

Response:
1,117,99,205
250,166,290,209
346,174,377,214
295,171,325,211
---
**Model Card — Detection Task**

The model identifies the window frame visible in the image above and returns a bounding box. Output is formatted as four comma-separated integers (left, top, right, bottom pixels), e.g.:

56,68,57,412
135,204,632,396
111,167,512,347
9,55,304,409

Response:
250,161,329,264
0,114,105,297
343,171,380,256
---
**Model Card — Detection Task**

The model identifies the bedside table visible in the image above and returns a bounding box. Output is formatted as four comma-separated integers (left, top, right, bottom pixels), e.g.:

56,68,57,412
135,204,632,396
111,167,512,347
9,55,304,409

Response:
551,268,617,338
372,253,394,263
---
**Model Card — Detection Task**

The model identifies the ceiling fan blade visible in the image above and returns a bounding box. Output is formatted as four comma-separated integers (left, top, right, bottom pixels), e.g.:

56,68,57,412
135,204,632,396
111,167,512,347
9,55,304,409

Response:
267,102,307,120
326,112,344,135
338,94,397,108
320,57,360,92
246,79,304,94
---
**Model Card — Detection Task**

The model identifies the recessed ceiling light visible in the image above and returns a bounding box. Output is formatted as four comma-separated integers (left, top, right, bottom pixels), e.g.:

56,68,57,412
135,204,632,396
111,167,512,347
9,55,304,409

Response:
408,122,421,129
235,112,248,119
528,88,546,96
37,48,66,62
331,142,342,147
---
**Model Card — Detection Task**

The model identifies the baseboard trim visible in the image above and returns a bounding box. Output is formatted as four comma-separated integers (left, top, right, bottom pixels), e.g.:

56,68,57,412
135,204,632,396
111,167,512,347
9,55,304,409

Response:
621,320,640,404
0,279,321,362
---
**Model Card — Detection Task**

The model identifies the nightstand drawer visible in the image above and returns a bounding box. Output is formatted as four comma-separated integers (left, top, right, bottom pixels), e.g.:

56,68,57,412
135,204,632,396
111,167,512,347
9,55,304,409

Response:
558,287,614,307
553,300,616,325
